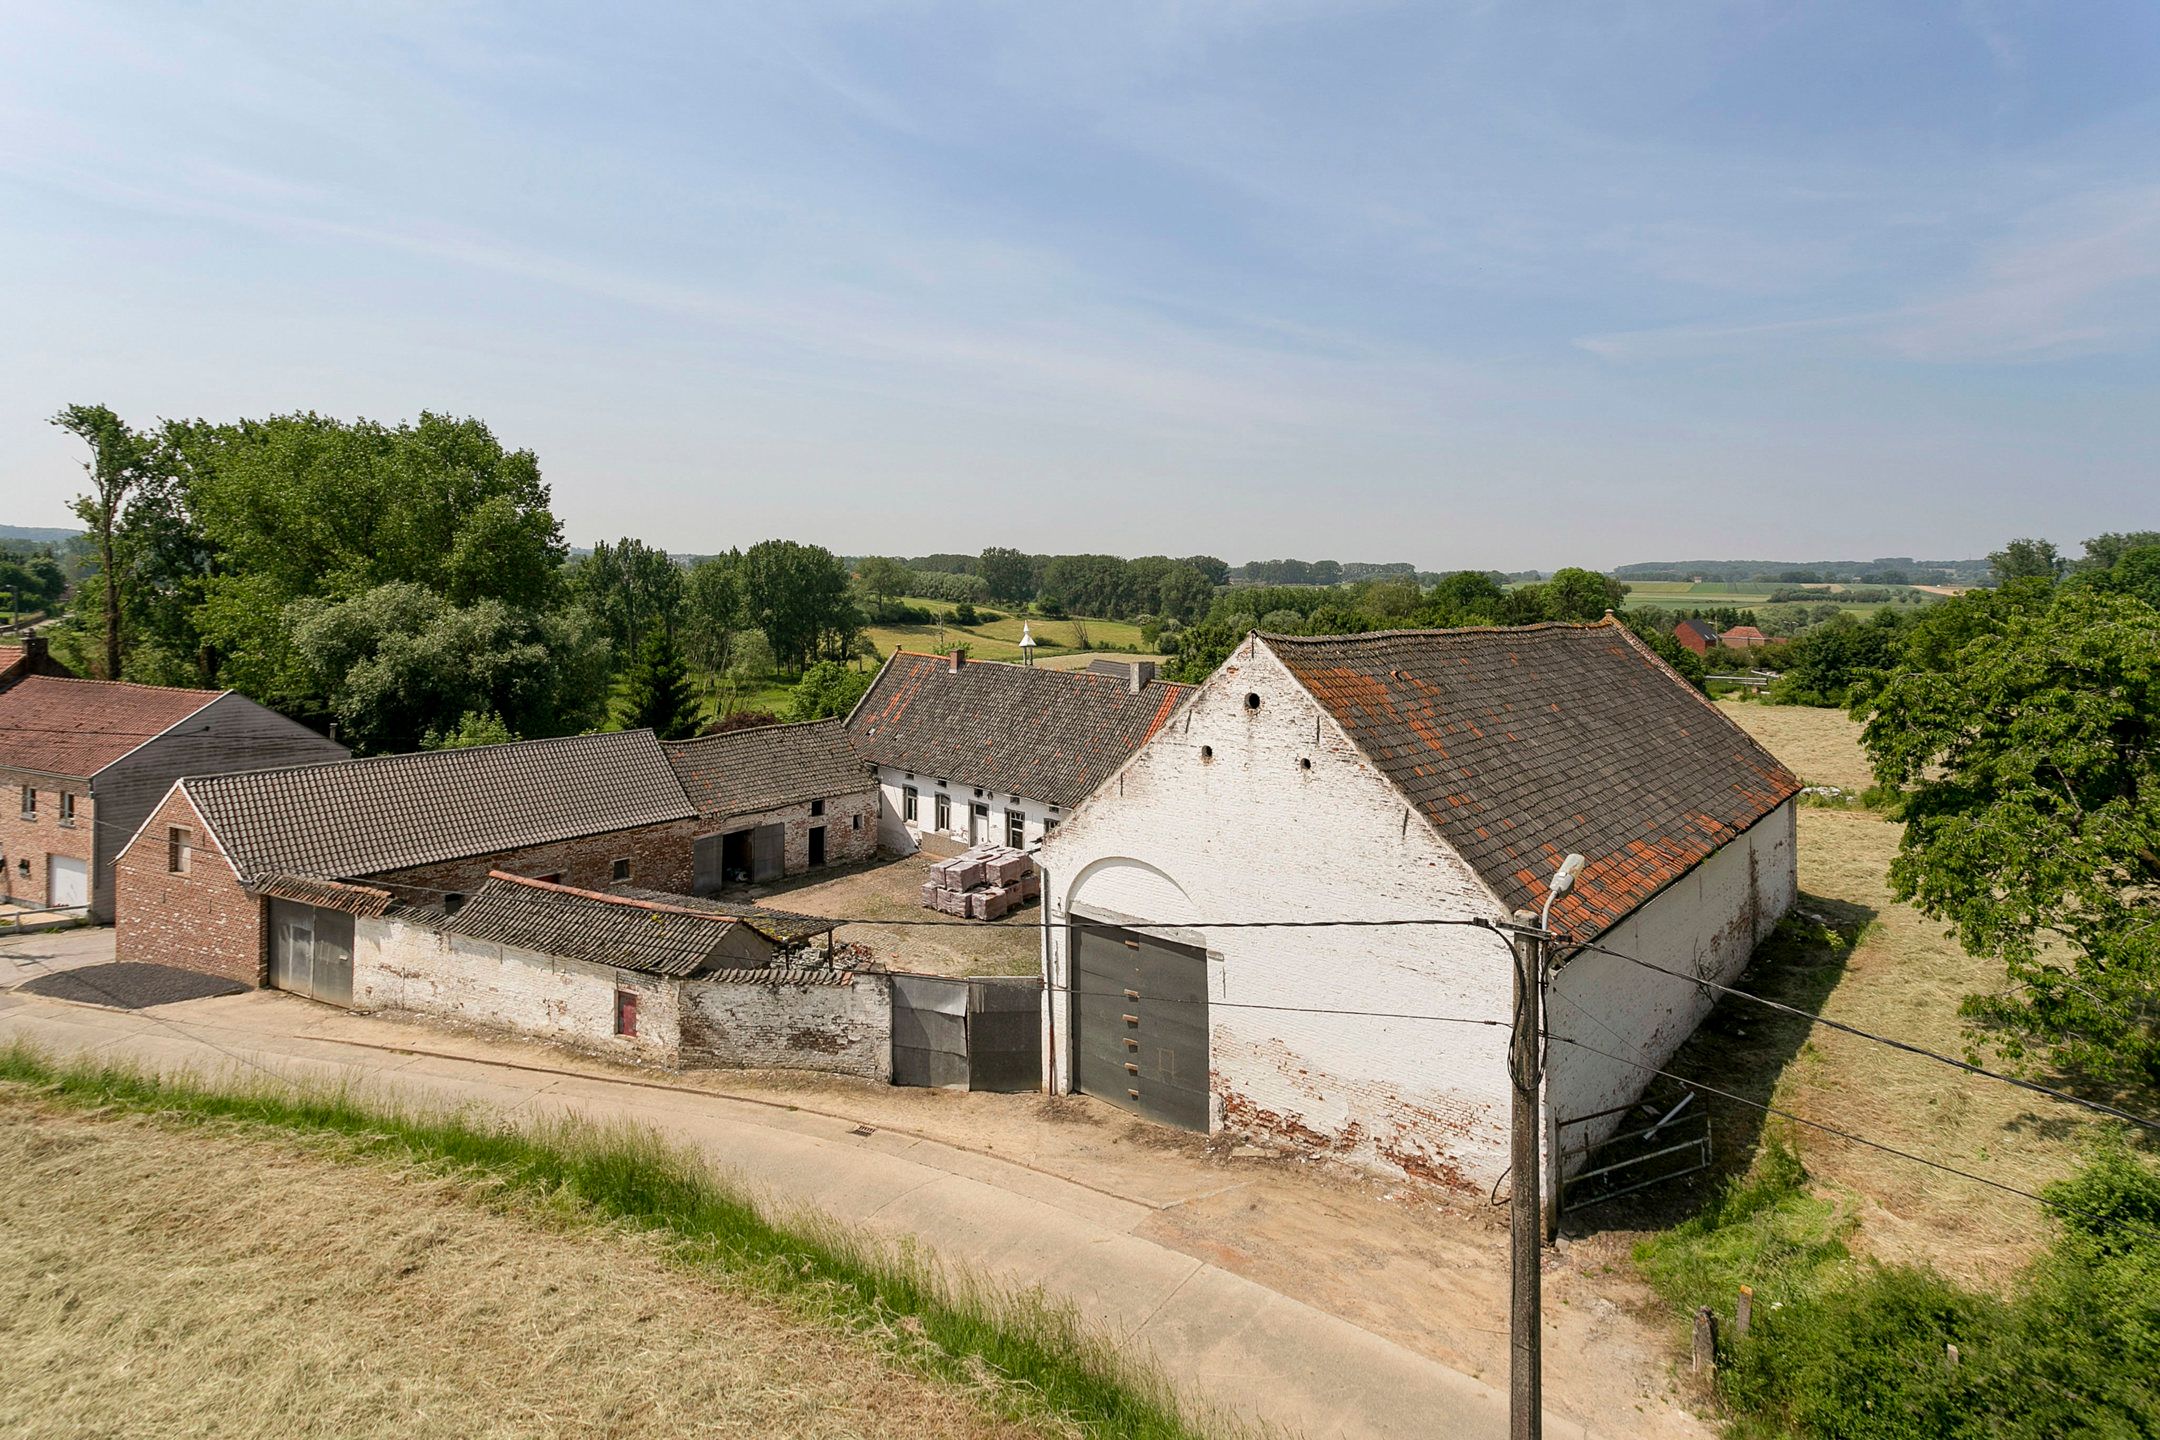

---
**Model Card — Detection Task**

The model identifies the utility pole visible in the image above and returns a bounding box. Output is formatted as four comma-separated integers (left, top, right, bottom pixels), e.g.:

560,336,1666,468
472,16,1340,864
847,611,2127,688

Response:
1510,852,1582,1440
1508,916,1546,1440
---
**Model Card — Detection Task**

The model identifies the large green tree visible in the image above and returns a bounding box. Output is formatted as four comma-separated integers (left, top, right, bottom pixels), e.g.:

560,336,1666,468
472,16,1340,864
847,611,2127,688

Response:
51,403,157,679
742,540,855,671
573,537,684,658
1857,586,2160,1085
977,546,1034,604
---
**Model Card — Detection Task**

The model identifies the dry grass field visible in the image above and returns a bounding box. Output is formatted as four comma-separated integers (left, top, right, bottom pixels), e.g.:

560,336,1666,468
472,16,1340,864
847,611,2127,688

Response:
1703,700,2114,1286
0,1093,1035,1440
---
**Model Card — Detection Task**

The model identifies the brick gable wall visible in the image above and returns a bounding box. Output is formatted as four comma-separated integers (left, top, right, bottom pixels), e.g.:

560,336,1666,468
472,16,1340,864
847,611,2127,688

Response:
113,786,265,983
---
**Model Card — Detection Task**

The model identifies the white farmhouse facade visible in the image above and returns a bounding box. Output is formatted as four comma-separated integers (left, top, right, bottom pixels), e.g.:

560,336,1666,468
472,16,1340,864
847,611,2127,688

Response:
1036,620,1799,1201
847,651,1194,856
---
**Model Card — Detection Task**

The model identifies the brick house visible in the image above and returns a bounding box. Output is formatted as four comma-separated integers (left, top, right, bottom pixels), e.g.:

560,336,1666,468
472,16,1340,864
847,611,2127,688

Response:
847,651,1193,855
661,718,878,887
1035,619,1799,1199
1672,618,1722,655
115,729,705,987
0,636,74,692
1720,625,1772,649
0,676,347,921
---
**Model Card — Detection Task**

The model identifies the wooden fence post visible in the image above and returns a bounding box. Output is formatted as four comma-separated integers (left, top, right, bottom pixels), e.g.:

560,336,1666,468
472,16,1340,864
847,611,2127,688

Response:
1735,1285,1753,1338
1692,1307,1717,1377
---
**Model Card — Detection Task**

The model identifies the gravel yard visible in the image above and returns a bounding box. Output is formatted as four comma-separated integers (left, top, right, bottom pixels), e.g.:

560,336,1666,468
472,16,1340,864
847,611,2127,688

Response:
736,853,1044,976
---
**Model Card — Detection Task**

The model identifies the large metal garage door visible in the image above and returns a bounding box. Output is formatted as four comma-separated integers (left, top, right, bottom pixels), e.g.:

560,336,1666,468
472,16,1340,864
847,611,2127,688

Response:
268,899,355,1008
1071,921,1209,1130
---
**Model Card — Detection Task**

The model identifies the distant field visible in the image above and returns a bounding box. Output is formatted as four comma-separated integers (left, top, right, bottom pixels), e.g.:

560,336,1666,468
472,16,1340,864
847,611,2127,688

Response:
866,598,1146,663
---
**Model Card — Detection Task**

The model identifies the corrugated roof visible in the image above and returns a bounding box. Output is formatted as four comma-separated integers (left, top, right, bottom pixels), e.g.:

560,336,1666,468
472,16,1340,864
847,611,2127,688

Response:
0,676,224,778
436,873,763,976
184,729,696,883
1261,622,1799,939
848,652,1194,810
662,718,871,819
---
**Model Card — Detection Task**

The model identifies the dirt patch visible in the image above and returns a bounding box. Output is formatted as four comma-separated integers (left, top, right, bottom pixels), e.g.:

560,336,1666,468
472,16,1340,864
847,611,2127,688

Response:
1716,697,1876,792
0,1093,1036,1440
741,854,1043,977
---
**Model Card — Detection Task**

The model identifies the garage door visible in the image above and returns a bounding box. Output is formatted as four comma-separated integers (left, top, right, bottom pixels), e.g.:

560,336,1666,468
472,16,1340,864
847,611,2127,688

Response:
1071,921,1209,1130
268,899,355,1007
47,856,87,909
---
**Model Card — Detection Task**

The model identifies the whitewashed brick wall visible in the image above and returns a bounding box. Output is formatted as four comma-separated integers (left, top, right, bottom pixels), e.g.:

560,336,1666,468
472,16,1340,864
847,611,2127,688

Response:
1544,801,1798,1164
876,766,1063,852
354,915,682,1065
679,971,892,1082
1040,637,1799,1198
1041,640,1521,1193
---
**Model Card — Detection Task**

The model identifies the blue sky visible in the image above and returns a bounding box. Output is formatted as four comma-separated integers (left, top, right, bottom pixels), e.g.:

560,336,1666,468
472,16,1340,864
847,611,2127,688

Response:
3,2,2156,569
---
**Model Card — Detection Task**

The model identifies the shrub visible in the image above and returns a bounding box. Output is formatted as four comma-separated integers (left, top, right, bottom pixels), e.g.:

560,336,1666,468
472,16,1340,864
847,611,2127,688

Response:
952,600,979,626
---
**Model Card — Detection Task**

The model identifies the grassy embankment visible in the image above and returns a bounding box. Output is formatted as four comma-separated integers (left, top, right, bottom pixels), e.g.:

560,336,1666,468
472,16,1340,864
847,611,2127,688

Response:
1619,700,2159,1436
0,1043,1214,1440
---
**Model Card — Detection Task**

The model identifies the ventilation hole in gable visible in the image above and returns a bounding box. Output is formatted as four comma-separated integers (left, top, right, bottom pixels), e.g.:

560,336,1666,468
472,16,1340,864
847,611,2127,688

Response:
1300,757,1312,770
1200,745,1214,762
1244,693,1262,711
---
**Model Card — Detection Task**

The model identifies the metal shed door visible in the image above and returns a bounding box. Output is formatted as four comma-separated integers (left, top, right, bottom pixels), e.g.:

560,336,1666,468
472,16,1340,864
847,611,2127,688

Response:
268,899,355,1008
750,823,784,881
1071,922,1209,1130
693,834,722,894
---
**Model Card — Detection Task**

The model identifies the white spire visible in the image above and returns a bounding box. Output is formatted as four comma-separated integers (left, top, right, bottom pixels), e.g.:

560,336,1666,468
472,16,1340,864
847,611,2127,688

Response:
1018,622,1035,665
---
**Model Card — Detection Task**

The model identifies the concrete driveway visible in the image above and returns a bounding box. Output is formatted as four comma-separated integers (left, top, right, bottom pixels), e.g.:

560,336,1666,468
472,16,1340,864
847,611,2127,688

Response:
0,932,1669,1440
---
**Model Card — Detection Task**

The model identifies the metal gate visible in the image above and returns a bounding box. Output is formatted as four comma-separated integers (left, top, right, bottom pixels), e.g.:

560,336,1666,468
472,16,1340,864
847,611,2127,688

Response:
1557,1088,1712,1214
1071,921,1208,1130
268,898,355,1008
890,974,1042,1091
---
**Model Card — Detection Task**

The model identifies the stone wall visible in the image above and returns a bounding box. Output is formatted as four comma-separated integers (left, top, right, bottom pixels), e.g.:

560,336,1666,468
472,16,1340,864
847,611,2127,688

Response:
679,969,892,1082
371,818,704,901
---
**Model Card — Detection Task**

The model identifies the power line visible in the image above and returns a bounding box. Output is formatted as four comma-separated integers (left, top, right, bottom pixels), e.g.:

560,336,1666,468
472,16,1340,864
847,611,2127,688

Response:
1559,934,2160,1138
1541,1029,2105,1225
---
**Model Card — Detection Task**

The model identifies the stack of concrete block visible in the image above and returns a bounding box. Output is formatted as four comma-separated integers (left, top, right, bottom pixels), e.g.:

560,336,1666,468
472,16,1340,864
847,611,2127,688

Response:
922,844,1039,921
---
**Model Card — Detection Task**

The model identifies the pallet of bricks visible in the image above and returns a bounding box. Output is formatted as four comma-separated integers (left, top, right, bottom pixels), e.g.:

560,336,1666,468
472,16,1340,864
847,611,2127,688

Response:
919,845,1040,920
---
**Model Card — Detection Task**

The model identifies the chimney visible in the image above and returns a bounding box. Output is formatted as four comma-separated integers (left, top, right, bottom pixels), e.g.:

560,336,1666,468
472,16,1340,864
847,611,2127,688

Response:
23,636,48,664
947,649,966,672
1127,660,1156,693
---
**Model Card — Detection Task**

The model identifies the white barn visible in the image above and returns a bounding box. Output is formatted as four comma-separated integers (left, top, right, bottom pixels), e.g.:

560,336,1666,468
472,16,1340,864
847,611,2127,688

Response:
1035,620,1799,1200
847,650,1193,855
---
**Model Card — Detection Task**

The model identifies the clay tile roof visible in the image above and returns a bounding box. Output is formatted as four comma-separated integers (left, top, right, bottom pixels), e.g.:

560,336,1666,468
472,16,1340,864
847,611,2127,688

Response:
1261,622,1799,940
183,729,696,884
662,719,871,820
436,873,759,976
847,652,1195,810
0,676,224,779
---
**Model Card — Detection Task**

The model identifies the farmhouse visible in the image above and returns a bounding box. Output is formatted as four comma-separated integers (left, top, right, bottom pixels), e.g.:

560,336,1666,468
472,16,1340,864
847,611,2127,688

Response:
1720,624,1771,649
848,650,1193,854
116,729,704,991
1671,618,1722,655
1036,619,1799,1199
661,718,877,886
0,675,346,921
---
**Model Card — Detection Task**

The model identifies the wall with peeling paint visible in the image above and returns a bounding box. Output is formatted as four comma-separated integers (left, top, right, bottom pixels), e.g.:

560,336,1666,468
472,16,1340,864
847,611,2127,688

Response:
1041,639,1521,1194
679,972,893,1082
354,914,683,1065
